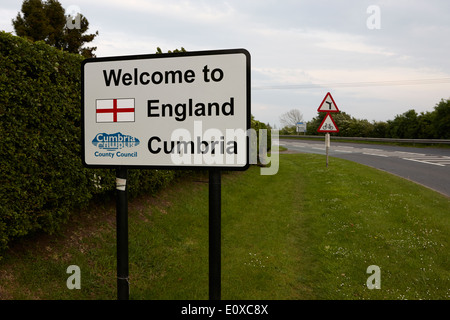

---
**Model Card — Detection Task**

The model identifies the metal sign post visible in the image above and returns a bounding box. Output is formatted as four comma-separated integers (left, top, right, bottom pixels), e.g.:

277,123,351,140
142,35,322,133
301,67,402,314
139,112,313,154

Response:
208,169,221,300
116,167,129,300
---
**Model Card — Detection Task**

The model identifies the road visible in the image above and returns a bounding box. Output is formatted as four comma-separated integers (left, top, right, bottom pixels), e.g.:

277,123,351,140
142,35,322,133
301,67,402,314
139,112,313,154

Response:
279,138,450,197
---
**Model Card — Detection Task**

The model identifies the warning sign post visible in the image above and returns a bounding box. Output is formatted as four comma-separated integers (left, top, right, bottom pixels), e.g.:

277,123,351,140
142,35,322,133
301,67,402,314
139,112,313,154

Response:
317,113,339,133
317,92,339,113
316,92,340,167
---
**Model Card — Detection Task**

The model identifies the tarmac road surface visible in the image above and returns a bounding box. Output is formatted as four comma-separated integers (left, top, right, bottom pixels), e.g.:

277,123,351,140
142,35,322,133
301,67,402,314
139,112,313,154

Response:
279,138,450,197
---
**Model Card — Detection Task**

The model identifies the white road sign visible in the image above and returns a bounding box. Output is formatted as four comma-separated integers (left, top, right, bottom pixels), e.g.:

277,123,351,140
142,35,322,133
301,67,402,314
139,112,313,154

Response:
296,122,307,132
317,113,339,132
317,92,339,113
82,49,251,170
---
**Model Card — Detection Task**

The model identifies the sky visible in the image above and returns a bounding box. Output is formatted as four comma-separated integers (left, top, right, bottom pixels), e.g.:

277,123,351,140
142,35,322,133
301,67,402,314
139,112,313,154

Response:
1,0,450,128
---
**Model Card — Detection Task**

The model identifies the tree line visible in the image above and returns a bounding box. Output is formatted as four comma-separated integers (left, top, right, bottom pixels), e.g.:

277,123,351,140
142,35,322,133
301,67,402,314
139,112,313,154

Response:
280,98,450,139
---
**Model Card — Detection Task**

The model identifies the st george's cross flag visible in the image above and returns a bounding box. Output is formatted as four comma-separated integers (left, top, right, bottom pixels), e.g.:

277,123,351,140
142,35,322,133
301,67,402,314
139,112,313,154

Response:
96,98,135,123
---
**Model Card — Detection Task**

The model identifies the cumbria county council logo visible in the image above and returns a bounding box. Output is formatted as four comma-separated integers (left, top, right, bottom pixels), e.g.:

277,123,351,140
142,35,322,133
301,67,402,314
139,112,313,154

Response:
92,132,140,151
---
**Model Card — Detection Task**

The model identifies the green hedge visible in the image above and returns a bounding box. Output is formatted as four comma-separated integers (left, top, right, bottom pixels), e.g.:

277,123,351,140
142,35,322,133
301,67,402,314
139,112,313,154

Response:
0,32,179,255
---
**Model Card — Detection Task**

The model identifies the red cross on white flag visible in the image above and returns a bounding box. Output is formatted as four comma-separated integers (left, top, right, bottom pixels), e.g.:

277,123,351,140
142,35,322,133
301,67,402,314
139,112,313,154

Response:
96,98,135,123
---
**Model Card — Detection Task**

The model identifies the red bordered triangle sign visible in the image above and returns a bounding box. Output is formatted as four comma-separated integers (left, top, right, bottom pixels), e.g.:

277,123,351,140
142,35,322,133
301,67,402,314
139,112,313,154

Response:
317,92,339,112
317,113,339,132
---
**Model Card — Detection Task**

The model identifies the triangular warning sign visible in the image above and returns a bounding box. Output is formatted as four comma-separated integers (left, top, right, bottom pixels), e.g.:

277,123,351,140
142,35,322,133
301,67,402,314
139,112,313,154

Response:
317,113,339,132
317,92,339,112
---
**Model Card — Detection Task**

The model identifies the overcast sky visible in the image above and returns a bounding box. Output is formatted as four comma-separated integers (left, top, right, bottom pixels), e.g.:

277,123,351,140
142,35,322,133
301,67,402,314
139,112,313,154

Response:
2,0,450,128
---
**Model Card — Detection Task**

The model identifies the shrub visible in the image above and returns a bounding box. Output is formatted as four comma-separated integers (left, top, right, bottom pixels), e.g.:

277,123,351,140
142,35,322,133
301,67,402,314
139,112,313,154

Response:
1,32,88,251
0,32,180,255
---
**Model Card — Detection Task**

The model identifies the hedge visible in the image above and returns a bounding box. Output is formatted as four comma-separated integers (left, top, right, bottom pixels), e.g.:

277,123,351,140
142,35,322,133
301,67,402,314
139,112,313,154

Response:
0,32,179,256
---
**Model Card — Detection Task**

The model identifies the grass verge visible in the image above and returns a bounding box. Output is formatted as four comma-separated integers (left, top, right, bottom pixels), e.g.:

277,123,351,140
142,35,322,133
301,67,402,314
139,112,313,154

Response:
0,153,449,299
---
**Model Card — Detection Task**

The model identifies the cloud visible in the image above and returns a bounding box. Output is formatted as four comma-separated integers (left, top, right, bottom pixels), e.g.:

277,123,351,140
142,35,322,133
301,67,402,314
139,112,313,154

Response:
309,30,396,57
253,67,317,87
103,0,236,23
0,8,17,32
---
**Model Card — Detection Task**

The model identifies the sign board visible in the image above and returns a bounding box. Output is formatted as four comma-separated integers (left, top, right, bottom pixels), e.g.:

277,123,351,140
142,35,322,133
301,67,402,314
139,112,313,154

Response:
317,113,339,132
296,122,307,133
82,49,251,170
317,92,339,113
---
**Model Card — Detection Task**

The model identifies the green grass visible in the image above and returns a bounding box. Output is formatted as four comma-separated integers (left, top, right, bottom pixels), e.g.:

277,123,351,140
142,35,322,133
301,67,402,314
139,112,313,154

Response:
1,153,449,299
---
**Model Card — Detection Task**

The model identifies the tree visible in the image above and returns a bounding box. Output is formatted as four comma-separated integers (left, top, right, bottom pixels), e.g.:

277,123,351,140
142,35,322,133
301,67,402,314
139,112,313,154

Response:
417,111,436,139
12,0,49,42
12,0,98,57
43,0,65,48
279,109,304,130
372,121,389,138
387,109,420,139
340,117,374,137
156,47,186,54
432,98,450,139
63,14,98,58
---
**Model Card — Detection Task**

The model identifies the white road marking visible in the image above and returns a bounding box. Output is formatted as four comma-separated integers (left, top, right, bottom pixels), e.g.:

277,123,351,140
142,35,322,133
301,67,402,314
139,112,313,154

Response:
279,141,450,166
334,149,353,153
363,153,389,157
402,158,446,167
